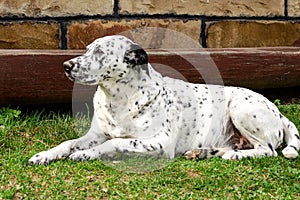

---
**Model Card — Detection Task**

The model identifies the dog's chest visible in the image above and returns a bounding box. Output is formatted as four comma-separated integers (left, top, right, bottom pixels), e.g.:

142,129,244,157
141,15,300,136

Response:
93,88,161,138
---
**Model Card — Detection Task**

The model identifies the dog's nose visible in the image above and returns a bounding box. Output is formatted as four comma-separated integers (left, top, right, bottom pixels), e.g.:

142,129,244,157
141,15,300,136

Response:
63,61,75,73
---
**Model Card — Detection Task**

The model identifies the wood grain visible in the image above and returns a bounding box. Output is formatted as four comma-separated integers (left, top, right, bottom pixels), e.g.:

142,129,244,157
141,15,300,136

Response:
0,48,299,104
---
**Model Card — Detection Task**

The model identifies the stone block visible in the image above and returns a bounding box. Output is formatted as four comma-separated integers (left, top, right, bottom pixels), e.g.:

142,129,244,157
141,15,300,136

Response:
288,0,300,17
119,0,284,17
0,0,113,17
206,21,300,48
0,22,59,49
67,19,202,49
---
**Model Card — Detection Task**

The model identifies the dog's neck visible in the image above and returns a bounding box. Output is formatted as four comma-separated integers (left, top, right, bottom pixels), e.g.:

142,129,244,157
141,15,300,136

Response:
98,64,162,98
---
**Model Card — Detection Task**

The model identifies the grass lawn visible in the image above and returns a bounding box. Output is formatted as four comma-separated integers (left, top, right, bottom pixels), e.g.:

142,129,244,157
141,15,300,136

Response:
0,101,299,199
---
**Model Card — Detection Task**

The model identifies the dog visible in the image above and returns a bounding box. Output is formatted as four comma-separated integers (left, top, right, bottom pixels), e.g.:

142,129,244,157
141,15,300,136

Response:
29,35,300,165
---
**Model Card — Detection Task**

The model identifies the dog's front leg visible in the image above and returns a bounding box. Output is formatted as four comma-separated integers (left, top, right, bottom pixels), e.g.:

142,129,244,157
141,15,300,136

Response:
69,132,176,161
29,117,108,165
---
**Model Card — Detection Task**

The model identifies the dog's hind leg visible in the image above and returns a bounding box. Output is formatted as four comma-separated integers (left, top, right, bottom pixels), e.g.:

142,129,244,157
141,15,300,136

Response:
222,95,284,160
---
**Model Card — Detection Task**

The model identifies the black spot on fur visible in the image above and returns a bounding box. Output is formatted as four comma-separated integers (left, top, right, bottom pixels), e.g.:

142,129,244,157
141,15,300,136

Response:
150,144,156,150
268,143,274,152
158,143,163,149
278,130,282,138
289,145,297,151
130,140,138,148
210,150,219,155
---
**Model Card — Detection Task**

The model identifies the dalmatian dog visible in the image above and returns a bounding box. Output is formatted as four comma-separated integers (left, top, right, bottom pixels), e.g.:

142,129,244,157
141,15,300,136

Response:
29,35,300,165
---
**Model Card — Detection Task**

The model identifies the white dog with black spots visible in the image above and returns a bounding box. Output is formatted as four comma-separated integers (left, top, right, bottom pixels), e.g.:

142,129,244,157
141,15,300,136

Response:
29,35,300,165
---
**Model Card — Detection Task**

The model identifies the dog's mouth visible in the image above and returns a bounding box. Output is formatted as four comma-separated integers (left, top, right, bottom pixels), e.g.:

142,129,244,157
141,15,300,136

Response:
64,71,84,83
82,79,98,85
65,72,75,82
65,72,99,85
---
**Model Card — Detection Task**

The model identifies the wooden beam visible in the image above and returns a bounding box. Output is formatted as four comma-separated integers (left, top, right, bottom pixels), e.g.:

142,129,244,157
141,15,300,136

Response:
0,48,299,104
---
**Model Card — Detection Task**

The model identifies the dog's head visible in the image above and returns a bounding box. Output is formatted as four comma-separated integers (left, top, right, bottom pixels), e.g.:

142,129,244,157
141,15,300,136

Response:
63,35,149,85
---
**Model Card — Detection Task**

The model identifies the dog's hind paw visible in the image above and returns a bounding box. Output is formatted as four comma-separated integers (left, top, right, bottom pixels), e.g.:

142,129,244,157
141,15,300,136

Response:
282,146,298,159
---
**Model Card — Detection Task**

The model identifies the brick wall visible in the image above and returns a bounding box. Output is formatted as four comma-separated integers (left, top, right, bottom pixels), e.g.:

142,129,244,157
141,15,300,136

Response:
0,0,300,49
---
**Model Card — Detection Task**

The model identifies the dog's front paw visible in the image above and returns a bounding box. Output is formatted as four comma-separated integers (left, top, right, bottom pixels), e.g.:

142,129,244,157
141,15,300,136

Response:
29,151,67,165
69,150,92,161
29,151,54,165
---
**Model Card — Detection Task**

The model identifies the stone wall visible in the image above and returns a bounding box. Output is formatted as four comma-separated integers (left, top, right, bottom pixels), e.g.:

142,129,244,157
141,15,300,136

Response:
0,0,300,49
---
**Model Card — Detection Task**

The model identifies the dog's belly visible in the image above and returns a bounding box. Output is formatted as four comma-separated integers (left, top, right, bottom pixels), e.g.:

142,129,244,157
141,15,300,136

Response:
163,78,231,154
173,99,230,154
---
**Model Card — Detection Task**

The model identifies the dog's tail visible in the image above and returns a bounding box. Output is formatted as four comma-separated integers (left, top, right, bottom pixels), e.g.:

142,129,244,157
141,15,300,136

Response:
281,115,300,158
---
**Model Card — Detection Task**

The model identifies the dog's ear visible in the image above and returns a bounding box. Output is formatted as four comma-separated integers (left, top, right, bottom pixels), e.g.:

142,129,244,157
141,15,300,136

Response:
124,44,148,66
124,44,149,77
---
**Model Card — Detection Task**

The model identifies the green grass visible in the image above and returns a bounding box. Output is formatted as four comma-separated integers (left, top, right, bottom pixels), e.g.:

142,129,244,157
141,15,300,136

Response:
0,102,299,199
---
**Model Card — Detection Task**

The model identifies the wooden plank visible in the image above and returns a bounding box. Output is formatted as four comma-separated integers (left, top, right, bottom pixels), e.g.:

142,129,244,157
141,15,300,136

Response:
149,48,300,88
0,51,78,104
0,48,299,104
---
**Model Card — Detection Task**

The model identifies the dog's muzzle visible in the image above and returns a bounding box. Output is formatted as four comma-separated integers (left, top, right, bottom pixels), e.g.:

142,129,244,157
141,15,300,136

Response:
63,61,75,74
